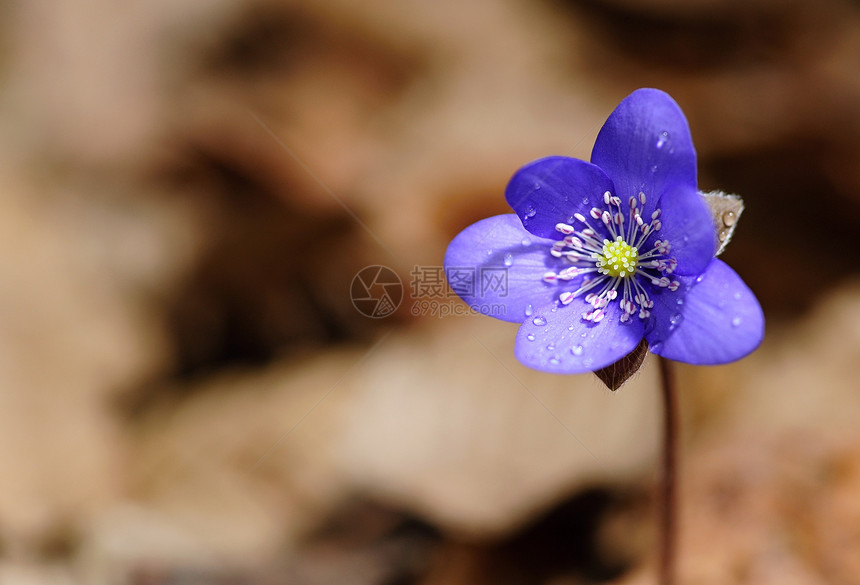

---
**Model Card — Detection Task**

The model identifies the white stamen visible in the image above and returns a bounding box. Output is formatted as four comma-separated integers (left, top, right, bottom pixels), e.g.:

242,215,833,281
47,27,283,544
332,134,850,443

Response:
535,193,679,326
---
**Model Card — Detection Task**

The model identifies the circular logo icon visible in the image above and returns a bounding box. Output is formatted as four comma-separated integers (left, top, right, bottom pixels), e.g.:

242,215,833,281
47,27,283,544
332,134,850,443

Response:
350,265,403,318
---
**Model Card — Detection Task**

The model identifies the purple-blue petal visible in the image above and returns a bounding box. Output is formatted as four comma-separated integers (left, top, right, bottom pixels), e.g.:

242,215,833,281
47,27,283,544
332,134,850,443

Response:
444,214,572,323
505,156,615,240
591,89,697,218
651,184,716,276
515,301,645,374
646,259,764,365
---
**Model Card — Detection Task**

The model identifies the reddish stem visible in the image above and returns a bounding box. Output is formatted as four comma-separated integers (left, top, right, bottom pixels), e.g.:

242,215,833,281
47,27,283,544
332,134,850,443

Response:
657,356,679,585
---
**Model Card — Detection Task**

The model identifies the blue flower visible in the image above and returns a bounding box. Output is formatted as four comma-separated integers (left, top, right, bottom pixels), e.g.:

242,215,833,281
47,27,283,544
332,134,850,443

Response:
444,88,764,374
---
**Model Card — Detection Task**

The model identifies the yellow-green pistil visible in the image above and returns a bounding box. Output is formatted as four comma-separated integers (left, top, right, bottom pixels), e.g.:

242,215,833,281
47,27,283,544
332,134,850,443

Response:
544,190,678,324
596,236,638,278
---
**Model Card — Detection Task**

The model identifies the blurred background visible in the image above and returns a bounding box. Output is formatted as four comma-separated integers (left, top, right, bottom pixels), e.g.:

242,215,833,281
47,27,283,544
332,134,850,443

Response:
1,0,860,583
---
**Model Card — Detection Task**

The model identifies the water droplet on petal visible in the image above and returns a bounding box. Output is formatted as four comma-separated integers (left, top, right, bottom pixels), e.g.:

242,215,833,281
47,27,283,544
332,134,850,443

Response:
526,206,537,218
650,165,658,174
571,345,584,356
732,316,742,327
521,238,531,247
549,357,560,365
676,298,684,306
656,131,669,149
651,341,663,353
722,211,736,227
526,333,535,341
696,274,705,284
546,344,555,351
670,313,684,326
525,304,534,317
581,332,588,338
533,183,541,191
532,316,547,326
583,358,594,367
567,325,575,331
503,253,513,267
583,197,589,205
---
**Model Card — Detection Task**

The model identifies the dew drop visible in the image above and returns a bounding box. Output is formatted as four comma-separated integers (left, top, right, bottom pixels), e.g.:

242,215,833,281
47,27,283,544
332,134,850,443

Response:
567,215,577,224
722,211,737,227
533,183,542,191
526,206,537,218
670,313,684,327
525,304,534,317
732,316,742,327
696,274,705,284
718,232,728,242
521,238,531,247
656,131,669,149
650,165,658,174
583,197,589,205
503,253,514,267
526,333,535,341
532,316,547,326
676,298,684,306
581,332,588,338
546,344,555,351
571,345,584,356
567,325,575,331
583,358,594,367
549,357,560,365
651,341,663,353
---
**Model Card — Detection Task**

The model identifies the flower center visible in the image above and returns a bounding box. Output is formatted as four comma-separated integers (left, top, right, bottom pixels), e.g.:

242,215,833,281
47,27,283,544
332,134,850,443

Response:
541,190,680,324
598,236,638,278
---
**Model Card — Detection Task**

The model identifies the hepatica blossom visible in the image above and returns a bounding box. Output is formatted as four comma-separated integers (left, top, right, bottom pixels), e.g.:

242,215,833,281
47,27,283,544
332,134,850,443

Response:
445,89,764,374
